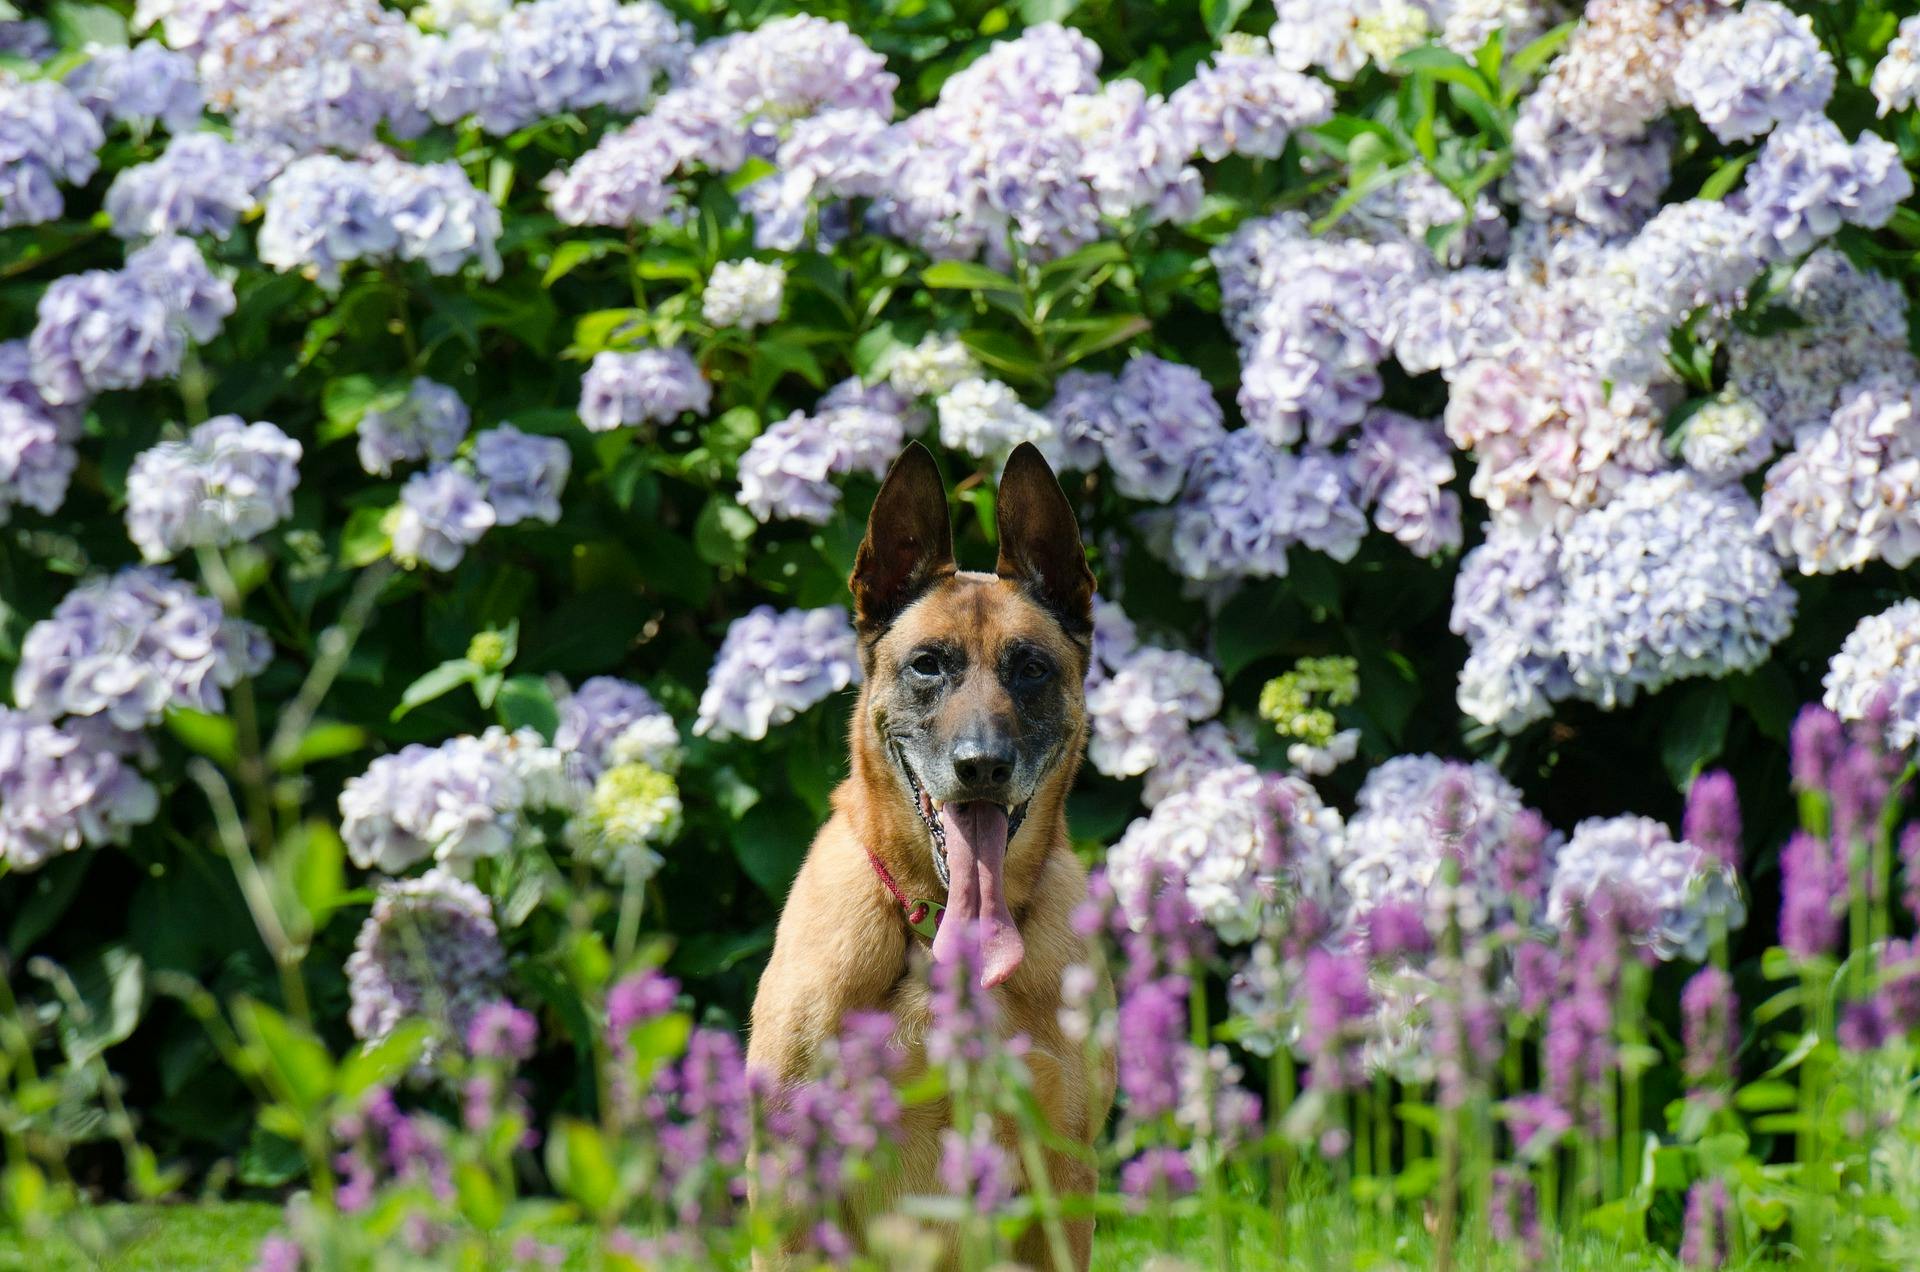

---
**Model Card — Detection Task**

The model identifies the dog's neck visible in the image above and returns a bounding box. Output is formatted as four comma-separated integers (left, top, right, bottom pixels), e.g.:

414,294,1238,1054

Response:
838,713,1075,914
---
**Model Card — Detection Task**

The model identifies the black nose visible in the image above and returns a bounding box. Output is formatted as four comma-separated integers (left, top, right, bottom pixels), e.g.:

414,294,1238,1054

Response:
952,735,1015,790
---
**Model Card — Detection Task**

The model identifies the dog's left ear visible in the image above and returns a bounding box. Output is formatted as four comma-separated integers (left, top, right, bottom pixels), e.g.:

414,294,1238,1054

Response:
995,443,1094,634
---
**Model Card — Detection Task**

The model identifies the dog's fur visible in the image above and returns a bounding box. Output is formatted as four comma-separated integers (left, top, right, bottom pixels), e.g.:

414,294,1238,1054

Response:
747,443,1114,1269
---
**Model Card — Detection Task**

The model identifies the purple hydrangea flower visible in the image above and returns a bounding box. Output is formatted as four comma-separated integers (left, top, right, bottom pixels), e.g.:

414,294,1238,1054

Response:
0,708,159,872
1547,815,1745,962
356,379,471,477
29,271,180,407
259,155,501,290
125,415,302,561
106,133,285,241
346,869,509,1062
578,348,711,432
737,378,910,524
555,677,678,783
126,236,237,343
1872,15,1920,117
1674,1,1833,143
1740,114,1912,259
1349,411,1462,558
1084,646,1221,779
64,41,204,134
472,425,570,527
1507,108,1672,236
1759,375,1920,576
1045,355,1224,503
0,75,103,229
935,378,1053,461
1167,39,1333,162
1165,430,1366,582
0,385,78,525
14,567,271,729
693,606,859,742
391,466,495,572
0,19,54,62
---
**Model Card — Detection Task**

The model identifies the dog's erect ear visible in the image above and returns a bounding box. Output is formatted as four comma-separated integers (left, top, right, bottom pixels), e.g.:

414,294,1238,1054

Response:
851,442,956,634
995,443,1094,634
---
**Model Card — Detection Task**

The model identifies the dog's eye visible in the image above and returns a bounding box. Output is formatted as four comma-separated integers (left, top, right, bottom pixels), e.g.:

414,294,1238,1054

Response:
909,653,942,677
1017,656,1052,684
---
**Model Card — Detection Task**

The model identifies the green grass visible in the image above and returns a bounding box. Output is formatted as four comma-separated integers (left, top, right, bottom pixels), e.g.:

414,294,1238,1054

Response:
0,1200,1694,1271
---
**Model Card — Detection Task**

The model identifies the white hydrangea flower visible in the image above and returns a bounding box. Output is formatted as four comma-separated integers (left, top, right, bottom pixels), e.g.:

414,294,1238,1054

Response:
1824,600,1920,752
702,259,787,330
1873,15,1920,117
935,377,1053,460
887,333,978,398
1084,646,1222,778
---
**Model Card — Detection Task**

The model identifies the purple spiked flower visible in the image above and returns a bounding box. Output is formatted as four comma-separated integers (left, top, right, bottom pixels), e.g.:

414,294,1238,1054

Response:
1681,967,1736,1091
466,1001,538,1063
1684,771,1743,872
1119,1147,1197,1201
1791,705,1845,793
1300,949,1371,1091
1116,975,1187,1120
1679,1178,1732,1269
1779,831,1842,958
939,1118,1015,1213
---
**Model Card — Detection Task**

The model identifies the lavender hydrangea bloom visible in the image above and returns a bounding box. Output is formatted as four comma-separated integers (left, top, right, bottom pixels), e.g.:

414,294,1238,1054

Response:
1085,646,1222,778
0,19,54,61
125,415,303,561
346,869,509,1061
259,155,502,290
356,378,471,477
555,677,679,783
887,334,978,399
1586,200,1766,387
1449,526,1575,734
1546,815,1745,961
1390,269,1521,375
125,236,237,344
545,93,744,228
1676,394,1780,482
739,107,898,250
1166,430,1367,582
1726,250,1917,440
1553,472,1794,709
936,378,1054,461
1673,1,1833,143
0,394,78,525
578,348,711,432
14,567,272,729
1507,107,1672,235
0,708,159,872
737,379,909,524
1168,38,1333,161
340,728,571,872
392,466,495,572
472,425,570,526
1107,763,1342,944
1872,16,1920,117
106,134,284,241
0,75,103,229
1758,376,1920,575
1045,355,1225,503
1335,755,1561,937
64,41,204,134
693,605,860,741
412,0,690,134
1740,114,1912,259
687,13,897,126
1824,601,1920,753
1349,411,1462,558
157,0,422,154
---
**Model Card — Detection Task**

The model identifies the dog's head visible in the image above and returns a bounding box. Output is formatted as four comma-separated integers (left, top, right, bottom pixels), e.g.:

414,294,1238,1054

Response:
850,441,1094,987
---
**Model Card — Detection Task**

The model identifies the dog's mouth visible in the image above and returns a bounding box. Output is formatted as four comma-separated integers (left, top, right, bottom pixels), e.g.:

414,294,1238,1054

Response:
890,744,1028,989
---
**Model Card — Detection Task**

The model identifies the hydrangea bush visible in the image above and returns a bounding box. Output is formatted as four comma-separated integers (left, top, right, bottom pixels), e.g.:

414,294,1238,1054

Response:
4,0,1920,1266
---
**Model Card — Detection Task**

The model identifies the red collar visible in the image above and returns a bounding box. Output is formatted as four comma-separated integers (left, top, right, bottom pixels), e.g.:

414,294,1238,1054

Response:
865,848,942,940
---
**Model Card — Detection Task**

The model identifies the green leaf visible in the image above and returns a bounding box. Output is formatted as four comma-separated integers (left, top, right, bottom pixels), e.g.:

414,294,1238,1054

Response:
52,2,127,49
733,802,813,899
235,1000,335,1114
1057,314,1151,367
922,260,1023,294
164,709,239,768
1505,21,1576,92
1698,152,1756,202
543,239,622,288
336,1022,431,1103
319,374,408,443
1661,682,1731,788
497,674,561,739
392,658,482,721
1392,46,1496,101
694,496,759,571
1733,1079,1798,1112
340,506,392,568
1200,0,1253,39
50,947,144,1065
277,721,367,771
237,1127,304,1188
547,1119,619,1217
959,329,1046,386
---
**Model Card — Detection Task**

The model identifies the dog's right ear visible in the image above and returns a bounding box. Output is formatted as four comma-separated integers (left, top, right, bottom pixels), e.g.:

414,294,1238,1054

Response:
851,442,955,635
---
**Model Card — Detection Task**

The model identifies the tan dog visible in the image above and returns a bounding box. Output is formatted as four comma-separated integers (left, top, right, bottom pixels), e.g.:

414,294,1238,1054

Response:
747,441,1113,1268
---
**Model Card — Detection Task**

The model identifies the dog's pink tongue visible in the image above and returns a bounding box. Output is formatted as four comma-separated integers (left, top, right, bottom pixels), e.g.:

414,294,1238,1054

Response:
930,801,1023,988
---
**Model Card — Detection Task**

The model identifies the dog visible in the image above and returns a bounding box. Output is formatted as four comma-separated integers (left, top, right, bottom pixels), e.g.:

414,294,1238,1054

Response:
747,441,1113,1269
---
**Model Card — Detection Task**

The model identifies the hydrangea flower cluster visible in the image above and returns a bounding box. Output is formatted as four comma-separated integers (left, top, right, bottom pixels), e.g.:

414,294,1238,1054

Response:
737,379,912,523
693,606,860,742
933,378,1054,462
14,567,271,731
472,426,570,527
886,335,978,400
1165,429,1366,582
0,342,81,525
0,709,159,872
578,348,711,432
345,870,509,1060
1047,355,1225,503
1085,647,1222,779
1545,815,1745,961
1165,36,1334,162
1872,16,1920,117
555,677,681,784
411,0,690,135
1348,411,1462,558
357,379,471,477
339,726,576,874
1671,1,1833,144
64,41,204,134
566,762,683,881
1824,602,1920,754
1758,376,1920,576
258,155,502,290
125,415,303,562
106,133,285,242
0,73,102,229
392,467,495,572
702,260,787,330
29,237,234,409
1738,114,1911,259
1107,763,1342,944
